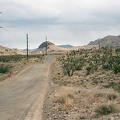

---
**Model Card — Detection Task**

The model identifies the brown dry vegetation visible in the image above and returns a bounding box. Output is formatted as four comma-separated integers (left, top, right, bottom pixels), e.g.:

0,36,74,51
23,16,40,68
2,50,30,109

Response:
0,55,44,81
43,47,120,120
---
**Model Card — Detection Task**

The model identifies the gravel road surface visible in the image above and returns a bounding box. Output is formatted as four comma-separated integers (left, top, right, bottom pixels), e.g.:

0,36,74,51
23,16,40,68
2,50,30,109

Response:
0,55,54,120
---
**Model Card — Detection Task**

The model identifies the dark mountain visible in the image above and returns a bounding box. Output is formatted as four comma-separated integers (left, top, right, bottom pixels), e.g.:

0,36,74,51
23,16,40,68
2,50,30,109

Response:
88,35,120,47
23,49,36,52
33,41,66,53
58,45,73,48
38,41,55,49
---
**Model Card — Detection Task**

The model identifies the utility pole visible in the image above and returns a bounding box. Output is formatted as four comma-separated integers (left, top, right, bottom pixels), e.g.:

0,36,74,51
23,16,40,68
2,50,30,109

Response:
46,36,47,55
26,34,29,60
98,42,100,49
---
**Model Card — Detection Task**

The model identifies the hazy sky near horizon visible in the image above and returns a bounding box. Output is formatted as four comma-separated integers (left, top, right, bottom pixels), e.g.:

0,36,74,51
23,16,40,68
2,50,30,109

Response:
0,0,120,49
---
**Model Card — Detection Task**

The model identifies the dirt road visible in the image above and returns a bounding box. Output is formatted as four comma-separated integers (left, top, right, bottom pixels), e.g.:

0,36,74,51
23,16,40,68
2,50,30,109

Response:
0,55,54,120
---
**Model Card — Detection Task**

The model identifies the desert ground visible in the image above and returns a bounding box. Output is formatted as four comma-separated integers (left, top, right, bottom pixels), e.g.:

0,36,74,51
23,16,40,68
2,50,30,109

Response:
0,46,120,120
43,47,120,120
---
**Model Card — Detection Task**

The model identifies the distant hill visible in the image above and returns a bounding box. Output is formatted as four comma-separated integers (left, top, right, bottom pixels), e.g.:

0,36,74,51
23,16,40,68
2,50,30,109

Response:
33,41,68,53
88,35,120,47
23,49,36,52
38,41,55,49
0,45,24,55
58,45,73,48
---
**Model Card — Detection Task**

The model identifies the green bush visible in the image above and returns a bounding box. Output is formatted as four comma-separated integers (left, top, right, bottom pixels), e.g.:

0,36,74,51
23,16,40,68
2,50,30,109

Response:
86,66,92,75
63,62,75,77
0,55,44,63
59,46,120,77
102,64,109,70
0,65,9,73
75,64,82,71
95,104,117,115
113,64,120,74
104,82,116,88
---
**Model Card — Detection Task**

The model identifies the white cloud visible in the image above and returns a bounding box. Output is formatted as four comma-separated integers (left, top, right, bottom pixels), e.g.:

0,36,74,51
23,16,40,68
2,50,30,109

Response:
0,0,120,48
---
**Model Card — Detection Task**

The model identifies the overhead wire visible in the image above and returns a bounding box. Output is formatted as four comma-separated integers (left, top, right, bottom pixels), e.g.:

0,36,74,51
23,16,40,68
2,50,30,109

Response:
0,12,26,49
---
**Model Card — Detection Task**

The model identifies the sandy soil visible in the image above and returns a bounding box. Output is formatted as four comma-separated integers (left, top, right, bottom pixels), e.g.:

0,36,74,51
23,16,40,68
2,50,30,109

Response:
0,55,54,120
43,59,120,120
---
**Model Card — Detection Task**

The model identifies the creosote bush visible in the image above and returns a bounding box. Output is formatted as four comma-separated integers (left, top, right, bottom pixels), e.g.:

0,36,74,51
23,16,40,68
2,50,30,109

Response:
86,66,92,75
95,103,117,115
0,64,10,73
58,46,120,77
113,64,120,74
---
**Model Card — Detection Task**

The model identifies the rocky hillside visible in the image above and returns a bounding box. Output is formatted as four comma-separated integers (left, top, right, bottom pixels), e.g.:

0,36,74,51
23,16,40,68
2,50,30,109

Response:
38,41,55,49
0,45,24,55
88,35,120,47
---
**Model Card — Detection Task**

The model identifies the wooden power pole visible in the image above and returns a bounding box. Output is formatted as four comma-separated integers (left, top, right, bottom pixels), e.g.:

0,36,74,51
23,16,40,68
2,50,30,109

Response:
46,36,47,55
26,34,29,60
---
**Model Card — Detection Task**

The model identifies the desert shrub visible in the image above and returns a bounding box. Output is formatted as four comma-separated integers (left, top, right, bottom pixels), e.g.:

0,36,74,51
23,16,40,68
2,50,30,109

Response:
55,95,73,109
0,64,10,73
107,93,117,100
95,104,117,115
75,64,82,70
74,59,84,71
62,57,84,76
115,47,120,55
102,64,109,70
59,46,120,77
104,82,120,93
86,66,92,75
104,82,116,88
113,64,120,74
92,79,99,84
94,92,117,100
0,55,44,63
54,87,75,109
63,62,75,76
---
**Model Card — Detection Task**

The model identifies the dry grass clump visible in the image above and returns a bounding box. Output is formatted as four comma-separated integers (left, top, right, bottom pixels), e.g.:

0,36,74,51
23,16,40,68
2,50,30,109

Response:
94,91,118,101
64,97,74,108
55,95,74,108
54,87,75,109
75,89,119,111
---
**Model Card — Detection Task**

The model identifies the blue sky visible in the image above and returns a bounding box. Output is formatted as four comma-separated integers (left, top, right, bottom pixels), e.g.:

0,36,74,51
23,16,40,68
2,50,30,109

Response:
0,0,120,49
